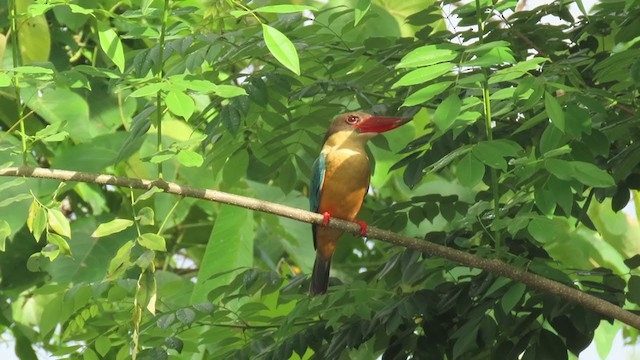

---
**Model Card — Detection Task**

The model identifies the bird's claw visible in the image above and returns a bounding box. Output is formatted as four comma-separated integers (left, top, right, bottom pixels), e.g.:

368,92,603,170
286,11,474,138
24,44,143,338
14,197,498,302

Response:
322,212,331,227
356,221,367,236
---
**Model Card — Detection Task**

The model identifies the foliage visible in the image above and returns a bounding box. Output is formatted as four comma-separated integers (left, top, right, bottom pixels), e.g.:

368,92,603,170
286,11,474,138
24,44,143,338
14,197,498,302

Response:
0,0,640,358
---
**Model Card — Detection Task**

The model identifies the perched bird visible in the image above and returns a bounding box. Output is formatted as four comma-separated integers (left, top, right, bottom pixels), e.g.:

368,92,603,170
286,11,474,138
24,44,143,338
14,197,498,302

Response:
309,112,410,295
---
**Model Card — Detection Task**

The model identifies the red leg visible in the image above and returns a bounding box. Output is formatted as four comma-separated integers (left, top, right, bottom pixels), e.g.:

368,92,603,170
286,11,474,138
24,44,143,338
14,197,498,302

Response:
322,212,331,227
356,221,367,236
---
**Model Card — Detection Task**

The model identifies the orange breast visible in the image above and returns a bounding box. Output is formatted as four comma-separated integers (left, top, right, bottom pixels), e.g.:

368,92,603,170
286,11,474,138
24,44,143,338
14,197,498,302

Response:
317,149,370,221
315,149,370,260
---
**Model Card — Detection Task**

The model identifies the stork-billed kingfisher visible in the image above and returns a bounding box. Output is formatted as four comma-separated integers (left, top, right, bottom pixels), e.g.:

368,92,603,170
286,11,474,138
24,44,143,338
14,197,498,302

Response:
309,112,410,295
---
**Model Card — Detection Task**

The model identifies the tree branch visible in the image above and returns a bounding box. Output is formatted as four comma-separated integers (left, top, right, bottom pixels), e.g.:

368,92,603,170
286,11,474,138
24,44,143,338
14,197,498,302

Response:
1,166,639,329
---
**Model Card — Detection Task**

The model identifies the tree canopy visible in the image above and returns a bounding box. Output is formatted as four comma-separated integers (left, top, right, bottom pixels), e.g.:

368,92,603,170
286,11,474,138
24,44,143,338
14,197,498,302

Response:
1,0,640,359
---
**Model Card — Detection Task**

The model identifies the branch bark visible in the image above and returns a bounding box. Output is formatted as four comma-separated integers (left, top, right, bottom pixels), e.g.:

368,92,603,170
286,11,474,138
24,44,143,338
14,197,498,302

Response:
1,166,639,329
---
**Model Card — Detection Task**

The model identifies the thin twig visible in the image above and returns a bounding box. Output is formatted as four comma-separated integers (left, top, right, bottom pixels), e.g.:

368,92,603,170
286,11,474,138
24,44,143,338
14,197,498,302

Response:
1,166,639,329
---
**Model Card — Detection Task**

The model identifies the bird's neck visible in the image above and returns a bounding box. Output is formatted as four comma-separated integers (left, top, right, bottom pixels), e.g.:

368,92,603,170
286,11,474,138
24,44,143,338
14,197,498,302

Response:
322,131,369,154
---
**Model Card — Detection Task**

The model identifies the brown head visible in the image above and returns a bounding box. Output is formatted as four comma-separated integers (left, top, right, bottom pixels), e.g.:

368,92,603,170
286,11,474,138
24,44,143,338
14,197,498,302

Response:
323,112,410,147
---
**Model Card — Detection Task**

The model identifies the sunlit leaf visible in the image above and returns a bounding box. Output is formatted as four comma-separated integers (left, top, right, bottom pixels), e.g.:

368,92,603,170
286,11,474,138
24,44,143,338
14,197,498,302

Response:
0,220,10,252
392,63,453,88
97,21,125,72
91,219,134,238
165,90,194,120
433,93,462,131
254,5,316,13
262,24,300,75
354,0,371,25
397,45,457,69
401,81,452,107
545,92,565,132
48,208,71,238
138,233,166,251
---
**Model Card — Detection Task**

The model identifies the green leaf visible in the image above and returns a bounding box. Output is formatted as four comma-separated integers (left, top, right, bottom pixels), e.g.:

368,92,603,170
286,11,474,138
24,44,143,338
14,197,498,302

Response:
392,63,453,88
465,46,515,67
0,220,10,252
68,4,93,15
165,91,194,120
176,308,196,325
191,205,254,302
136,268,157,314
213,85,247,98
534,185,556,215
401,81,452,107
23,87,92,143
129,83,166,98
91,219,134,238
0,73,11,87
83,348,99,360
97,21,125,72
457,153,485,187
138,233,166,251
137,207,155,226
472,141,508,170
545,159,614,187
501,283,526,313
544,159,573,181
397,45,457,69
262,24,300,75
17,3,51,64
48,209,71,238
628,276,640,305
489,57,548,84
572,161,615,187
164,336,184,353
135,186,164,203
624,255,640,269
176,149,204,167
0,178,24,192
220,105,241,135
253,5,316,13
48,233,72,256
95,336,111,357
354,0,371,26
223,149,249,185
0,193,31,208
544,92,565,132
433,93,462,131
107,240,135,278
27,201,47,242
528,217,568,244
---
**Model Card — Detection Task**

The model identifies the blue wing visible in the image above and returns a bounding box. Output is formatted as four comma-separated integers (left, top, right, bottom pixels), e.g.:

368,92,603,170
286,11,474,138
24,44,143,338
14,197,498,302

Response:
309,153,326,250
309,153,326,212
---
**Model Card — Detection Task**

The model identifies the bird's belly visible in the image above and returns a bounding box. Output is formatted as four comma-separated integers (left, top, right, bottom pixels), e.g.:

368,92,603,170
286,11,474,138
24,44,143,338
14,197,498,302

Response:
318,151,370,221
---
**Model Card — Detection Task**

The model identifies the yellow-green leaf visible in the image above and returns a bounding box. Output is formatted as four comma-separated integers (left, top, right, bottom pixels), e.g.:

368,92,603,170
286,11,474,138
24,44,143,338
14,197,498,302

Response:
176,149,203,167
48,233,72,256
27,200,46,242
138,233,166,251
97,21,125,72
165,90,194,120
262,24,300,75
91,219,134,238
48,208,71,238
0,220,10,252
18,0,51,64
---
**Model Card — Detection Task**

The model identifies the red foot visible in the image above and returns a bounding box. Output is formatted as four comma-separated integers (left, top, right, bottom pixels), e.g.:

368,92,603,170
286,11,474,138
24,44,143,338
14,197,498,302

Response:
322,212,331,227
356,221,368,236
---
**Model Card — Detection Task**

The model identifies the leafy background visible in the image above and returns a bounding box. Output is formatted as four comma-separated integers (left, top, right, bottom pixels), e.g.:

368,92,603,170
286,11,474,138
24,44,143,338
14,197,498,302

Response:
1,0,640,358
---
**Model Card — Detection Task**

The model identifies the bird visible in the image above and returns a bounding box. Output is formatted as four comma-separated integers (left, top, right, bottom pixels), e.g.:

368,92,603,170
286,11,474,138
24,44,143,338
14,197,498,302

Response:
309,112,410,295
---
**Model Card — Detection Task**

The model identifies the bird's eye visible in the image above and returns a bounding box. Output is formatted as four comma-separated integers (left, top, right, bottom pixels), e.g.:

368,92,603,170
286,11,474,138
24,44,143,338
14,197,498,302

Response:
346,114,359,124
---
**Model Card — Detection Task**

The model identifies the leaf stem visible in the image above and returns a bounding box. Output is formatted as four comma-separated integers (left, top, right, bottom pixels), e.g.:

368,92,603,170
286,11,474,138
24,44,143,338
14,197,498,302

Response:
475,0,501,256
9,0,27,165
155,0,171,179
